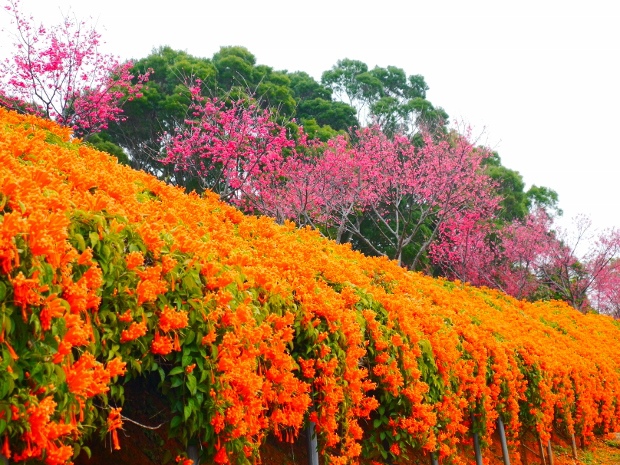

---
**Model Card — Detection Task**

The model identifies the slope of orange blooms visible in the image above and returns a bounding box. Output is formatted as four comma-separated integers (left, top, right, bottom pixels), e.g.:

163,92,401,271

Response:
1,107,620,465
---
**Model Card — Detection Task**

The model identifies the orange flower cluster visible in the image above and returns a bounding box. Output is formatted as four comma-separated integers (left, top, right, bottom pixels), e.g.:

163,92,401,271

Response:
120,320,147,342
135,265,168,305
158,305,189,332
151,332,177,355
64,352,126,400
175,456,194,465
2,107,620,465
10,397,76,465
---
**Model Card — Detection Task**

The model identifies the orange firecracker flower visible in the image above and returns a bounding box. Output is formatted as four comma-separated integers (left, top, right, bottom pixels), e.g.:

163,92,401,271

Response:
118,310,133,322
125,251,144,270
120,320,147,343
201,330,217,345
107,408,123,450
2,434,10,459
158,305,189,332
106,357,127,378
39,294,65,331
151,332,173,355
6,108,620,465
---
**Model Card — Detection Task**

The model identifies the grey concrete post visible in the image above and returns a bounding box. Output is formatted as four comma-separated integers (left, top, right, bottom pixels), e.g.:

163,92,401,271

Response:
546,439,554,465
538,436,547,465
187,444,199,465
497,417,511,465
307,421,319,465
471,415,483,465
570,433,578,459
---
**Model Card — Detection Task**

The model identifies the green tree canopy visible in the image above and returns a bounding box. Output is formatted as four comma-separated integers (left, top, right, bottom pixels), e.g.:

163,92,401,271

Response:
212,45,257,89
322,59,447,135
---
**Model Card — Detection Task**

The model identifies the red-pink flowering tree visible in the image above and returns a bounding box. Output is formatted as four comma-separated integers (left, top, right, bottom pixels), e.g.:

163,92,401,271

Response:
246,134,380,239
0,0,150,137
249,126,499,270
431,209,556,299
240,137,344,228
590,258,620,317
162,82,302,203
300,127,498,269
351,128,499,269
432,210,620,314
536,215,620,313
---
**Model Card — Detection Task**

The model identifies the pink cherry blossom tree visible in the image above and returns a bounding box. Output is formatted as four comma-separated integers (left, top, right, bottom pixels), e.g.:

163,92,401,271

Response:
161,82,302,203
537,215,620,313
431,209,555,299
298,127,498,269
0,0,150,137
589,258,620,317
246,133,381,240
248,125,499,270
351,127,499,269
240,136,357,229
432,209,620,314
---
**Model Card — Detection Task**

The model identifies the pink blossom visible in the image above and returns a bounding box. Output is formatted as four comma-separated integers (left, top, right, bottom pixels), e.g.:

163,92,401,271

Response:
0,0,150,137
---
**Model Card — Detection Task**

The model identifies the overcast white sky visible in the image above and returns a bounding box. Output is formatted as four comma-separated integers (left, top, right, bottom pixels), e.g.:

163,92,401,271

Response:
3,0,619,232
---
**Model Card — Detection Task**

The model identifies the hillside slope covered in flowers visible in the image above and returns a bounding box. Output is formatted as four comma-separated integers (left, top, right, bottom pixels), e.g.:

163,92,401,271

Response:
1,107,620,465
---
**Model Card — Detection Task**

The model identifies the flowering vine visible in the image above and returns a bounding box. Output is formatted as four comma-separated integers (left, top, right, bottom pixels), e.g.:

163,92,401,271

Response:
1,107,620,465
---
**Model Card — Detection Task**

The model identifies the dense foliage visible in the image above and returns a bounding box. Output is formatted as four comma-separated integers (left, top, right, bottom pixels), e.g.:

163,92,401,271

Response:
2,109,620,465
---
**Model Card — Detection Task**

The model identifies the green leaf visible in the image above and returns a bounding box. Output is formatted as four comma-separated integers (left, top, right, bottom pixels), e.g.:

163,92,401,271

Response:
4,377,14,396
102,244,111,259
89,231,99,248
0,378,9,399
171,415,182,429
131,358,142,374
0,281,7,301
183,404,192,421
1,317,11,336
186,374,197,396
202,426,213,443
74,233,86,252
169,366,184,376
